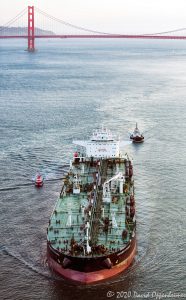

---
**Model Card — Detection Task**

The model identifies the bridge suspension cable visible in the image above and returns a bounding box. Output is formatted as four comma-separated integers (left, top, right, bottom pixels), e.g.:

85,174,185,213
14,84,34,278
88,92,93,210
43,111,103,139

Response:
34,7,186,37
35,7,112,35
143,27,186,36
0,8,27,32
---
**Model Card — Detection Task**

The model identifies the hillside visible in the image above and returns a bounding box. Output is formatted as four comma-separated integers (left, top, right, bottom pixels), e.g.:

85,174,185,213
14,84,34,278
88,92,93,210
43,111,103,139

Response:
0,27,55,35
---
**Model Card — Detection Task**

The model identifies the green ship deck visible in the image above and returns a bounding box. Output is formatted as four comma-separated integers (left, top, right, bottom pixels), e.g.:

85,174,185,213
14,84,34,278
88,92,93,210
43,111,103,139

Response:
47,156,135,257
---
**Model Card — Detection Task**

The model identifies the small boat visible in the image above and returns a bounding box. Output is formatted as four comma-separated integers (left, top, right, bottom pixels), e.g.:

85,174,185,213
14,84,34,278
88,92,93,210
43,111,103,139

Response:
130,123,144,143
35,174,44,187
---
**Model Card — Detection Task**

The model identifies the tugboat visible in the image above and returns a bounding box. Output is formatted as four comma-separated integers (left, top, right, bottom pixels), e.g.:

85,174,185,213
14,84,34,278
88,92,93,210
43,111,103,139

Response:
47,127,136,284
35,174,44,187
130,123,144,143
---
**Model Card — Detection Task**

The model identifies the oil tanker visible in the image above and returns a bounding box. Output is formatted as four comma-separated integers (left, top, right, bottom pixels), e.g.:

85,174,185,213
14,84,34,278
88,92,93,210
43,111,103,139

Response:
47,127,136,284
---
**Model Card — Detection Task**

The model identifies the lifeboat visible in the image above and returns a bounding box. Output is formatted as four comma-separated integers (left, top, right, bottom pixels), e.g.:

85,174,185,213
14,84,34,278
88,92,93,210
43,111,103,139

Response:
130,123,144,143
35,174,44,187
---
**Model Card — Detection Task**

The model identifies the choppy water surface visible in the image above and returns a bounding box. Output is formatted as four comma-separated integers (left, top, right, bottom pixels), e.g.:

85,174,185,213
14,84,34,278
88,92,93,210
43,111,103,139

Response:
0,39,186,300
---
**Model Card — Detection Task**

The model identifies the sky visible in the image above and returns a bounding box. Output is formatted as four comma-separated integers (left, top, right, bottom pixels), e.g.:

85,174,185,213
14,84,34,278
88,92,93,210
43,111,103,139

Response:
1,0,186,34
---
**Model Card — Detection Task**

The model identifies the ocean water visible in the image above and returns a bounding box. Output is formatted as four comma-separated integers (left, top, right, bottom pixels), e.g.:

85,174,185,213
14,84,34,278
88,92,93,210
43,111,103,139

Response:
0,38,186,300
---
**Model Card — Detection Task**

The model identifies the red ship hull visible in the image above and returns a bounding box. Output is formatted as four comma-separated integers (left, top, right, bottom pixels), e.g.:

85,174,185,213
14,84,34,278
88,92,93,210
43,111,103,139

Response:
130,137,144,143
35,175,43,187
47,237,136,285
35,182,43,187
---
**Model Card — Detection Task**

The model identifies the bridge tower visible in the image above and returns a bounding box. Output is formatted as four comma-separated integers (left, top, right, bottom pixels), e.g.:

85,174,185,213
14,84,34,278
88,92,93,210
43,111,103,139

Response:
28,6,35,52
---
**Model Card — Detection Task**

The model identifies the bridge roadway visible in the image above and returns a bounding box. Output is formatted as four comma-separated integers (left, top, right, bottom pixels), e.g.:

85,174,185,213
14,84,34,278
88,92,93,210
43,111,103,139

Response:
1,35,186,40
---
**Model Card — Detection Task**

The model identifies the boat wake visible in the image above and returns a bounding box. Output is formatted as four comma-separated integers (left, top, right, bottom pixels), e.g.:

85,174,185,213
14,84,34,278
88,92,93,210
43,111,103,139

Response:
0,175,68,192
0,244,62,281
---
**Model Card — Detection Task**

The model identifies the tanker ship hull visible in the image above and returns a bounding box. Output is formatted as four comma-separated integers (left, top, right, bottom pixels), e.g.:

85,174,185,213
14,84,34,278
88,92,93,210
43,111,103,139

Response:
47,237,136,284
47,127,137,284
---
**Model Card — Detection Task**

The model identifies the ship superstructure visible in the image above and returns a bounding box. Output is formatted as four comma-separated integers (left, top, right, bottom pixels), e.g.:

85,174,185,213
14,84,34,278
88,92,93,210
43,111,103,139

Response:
47,127,136,284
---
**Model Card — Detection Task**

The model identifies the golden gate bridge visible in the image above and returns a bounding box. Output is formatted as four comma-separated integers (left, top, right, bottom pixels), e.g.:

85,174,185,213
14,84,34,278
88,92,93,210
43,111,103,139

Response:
1,6,186,52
